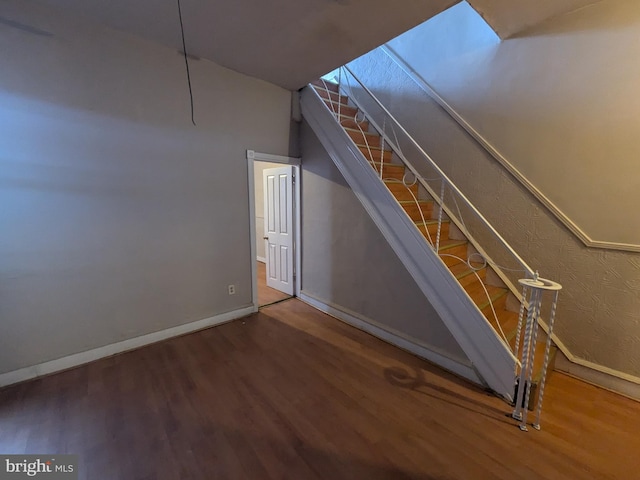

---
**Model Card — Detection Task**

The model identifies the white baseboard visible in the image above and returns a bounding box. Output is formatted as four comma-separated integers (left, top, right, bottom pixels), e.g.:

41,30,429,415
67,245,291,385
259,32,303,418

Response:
256,256,266,263
554,350,640,401
0,305,256,389
298,291,482,386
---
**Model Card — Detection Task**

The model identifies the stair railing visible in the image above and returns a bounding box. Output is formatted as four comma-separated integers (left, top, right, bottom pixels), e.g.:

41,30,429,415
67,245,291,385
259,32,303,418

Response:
327,67,535,283
317,70,533,345
311,69,562,430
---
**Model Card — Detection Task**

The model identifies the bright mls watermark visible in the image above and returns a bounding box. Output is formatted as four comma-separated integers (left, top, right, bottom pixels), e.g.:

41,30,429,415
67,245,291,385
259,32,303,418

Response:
0,455,77,479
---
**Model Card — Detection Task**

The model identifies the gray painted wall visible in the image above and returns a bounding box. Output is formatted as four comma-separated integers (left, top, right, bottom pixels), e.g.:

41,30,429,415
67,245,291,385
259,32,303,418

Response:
299,120,469,365
388,0,640,247
0,1,291,374
347,37,640,378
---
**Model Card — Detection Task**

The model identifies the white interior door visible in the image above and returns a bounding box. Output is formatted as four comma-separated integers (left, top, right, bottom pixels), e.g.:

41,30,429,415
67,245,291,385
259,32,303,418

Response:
263,166,294,295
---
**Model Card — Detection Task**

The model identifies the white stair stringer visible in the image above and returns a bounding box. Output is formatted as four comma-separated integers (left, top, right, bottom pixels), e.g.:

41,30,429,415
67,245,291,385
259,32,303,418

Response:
300,87,517,401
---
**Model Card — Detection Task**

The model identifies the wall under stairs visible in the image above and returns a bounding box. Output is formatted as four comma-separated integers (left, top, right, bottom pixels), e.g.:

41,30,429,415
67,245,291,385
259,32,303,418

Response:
300,84,521,399
299,119,475,379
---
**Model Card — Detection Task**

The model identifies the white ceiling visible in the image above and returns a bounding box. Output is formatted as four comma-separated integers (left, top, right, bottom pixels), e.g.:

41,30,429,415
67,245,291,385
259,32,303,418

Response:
35,0,602,90
35,0,457,90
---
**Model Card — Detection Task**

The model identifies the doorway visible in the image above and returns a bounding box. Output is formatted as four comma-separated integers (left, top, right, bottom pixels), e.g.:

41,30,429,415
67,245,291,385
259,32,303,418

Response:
246,150,301,309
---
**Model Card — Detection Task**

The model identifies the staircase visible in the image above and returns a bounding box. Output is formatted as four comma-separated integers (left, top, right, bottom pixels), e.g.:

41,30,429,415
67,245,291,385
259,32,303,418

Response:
306,78,557,410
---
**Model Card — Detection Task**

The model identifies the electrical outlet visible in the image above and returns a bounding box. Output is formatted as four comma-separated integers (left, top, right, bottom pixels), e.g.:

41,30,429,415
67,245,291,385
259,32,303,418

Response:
228,284,236,295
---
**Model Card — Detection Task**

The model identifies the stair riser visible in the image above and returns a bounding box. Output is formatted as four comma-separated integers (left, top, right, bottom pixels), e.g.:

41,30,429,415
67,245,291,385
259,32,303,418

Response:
418,222,450,242
401,203,434,222
347,129,382,147
460,269,488,290
340,117,369,130
439,245,468,266
359,146,392,162
385,182,419,201
457,268,487,289
315,88,349,105
311,79,339,93
476,292,508,313
323,100,358,117
371,163,405,180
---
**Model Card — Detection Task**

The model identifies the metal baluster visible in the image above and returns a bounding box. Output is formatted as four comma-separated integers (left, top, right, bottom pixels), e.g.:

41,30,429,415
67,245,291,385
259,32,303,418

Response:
533,288,561,430
380,116,386,179
338,67,342,126
512,286,538,427
513,283,529,374
520,293,542,431
435,179,445,253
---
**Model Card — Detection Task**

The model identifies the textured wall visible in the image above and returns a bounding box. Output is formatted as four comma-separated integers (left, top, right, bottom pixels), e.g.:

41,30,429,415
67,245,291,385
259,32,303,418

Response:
348,48,640,378
0,1,291,374
388,0,640,247
299,121,470,365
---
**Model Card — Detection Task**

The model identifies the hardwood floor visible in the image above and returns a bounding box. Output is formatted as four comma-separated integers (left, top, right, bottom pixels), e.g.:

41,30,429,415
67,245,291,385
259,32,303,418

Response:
1,298,638,479
257,261,291,306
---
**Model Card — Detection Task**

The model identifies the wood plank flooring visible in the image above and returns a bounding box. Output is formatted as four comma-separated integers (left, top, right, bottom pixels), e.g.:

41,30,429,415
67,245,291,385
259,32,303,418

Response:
257,261,292,306
0,298,638,479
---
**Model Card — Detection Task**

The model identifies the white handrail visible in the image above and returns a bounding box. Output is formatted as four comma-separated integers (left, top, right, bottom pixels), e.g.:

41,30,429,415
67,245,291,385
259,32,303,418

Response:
341,65,535,278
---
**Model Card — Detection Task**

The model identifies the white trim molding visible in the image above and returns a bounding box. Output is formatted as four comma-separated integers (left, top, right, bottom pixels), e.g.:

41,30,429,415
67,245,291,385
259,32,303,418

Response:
380,45,640,253
246,150,301,165
246,150,302,307
298,292,483,387
555,350,640,401
0,305,255,389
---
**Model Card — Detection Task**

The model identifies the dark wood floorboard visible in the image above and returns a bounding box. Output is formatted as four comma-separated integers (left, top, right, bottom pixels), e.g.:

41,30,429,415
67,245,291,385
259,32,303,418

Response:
1,298,639,479
257,261,291,307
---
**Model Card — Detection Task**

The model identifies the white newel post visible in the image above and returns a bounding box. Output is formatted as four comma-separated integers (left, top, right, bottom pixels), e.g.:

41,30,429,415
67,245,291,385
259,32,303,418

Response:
512,273,562,431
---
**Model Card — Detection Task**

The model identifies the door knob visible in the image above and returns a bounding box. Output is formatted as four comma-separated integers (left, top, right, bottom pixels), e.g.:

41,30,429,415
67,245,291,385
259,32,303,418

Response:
263,236,269,240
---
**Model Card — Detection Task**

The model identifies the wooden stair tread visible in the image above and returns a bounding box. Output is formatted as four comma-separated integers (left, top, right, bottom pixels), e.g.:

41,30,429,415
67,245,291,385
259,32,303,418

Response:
346,129,383,148
437,239,467,251
344,126,375,135
399,200,435,222
384,183,419,200
482,307,520,342
323,99,357,117
311,79,339,92
355,143,391,152
369,162,405,180
337,113,367,125
314,87,349,105
495,309,521,340
465,282,508,309
370,162,404,171
449,261,486,289
415,219,449,227
448,261,485,279
340,118,369,130
383,179,418,189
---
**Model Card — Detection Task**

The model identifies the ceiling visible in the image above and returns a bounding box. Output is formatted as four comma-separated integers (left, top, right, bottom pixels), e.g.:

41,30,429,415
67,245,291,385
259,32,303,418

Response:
36,0,602,90
35,0,457,90
468,0,602,38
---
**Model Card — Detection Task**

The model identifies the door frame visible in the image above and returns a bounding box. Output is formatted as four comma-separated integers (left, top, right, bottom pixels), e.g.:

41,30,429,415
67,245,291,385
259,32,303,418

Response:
246,150,301,311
